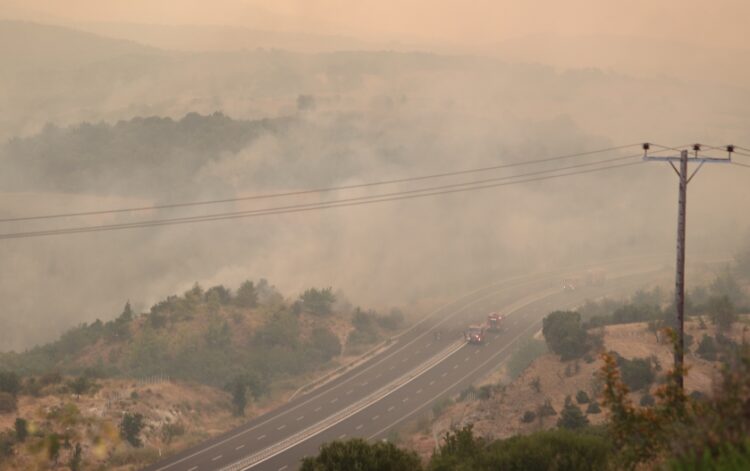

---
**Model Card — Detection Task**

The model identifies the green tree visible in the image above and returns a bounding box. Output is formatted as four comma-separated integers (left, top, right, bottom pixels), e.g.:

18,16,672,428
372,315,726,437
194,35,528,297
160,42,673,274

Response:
68,375,92,398
0,371,20,396
301,438,422,471
300,288,336,316
120,301,134,322
235,280,258,308
119,412,145,447
542,311,590,360
308,327,342,362
708,295,737,332
205,285,232,305
558,397,590,430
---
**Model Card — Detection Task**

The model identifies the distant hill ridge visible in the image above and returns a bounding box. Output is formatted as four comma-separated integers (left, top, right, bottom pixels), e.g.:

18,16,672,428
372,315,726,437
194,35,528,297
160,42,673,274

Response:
0,20,162,71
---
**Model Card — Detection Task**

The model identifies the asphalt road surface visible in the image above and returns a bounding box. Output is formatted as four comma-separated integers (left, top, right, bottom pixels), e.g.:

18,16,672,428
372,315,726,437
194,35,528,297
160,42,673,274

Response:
144,260,665,471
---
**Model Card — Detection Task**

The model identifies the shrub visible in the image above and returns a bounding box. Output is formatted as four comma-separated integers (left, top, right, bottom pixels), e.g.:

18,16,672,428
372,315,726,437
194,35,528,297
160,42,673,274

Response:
429,426,611,471
120,412,145,447
542,311,591,360
696,335,718,361
639,394,655,406
161,422,186,444
576,390,590,404
521,410,537,423
14,417,28,442
530,376,542,393
301,438,421,471
615,355,655,391
586,402,601,414
478,384,494,400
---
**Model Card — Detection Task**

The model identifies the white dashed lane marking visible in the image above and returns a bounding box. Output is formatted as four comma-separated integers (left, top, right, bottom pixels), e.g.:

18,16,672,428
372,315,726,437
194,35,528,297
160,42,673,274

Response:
339,434,346,439
372,415,380,421
429,380,435,386
212,455,223,461
279,466,288,471
387,406,395,412
257,435,266,440
416,389,423,394
277,425,286,431
330,398,338,404
441,372,448,377
356,424,363,431
314,406,322,412
235,444,245,450
346,389,353,395
296,415,304,421
403,397,409,403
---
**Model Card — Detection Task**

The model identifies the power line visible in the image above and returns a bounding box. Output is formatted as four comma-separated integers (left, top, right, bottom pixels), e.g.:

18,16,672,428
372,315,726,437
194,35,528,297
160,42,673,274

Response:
0,143,644,223
0,159,645,240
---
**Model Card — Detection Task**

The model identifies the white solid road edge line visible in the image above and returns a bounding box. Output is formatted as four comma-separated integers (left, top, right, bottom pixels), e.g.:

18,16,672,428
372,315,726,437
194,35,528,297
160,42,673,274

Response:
218,340,466,471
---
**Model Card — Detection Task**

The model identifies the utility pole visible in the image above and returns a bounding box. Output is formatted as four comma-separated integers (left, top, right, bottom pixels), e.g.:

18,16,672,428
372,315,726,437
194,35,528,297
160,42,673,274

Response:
642,143,733,391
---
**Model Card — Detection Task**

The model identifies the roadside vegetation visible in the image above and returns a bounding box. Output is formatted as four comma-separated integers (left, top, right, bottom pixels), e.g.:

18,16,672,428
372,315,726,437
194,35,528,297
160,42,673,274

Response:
0,278,405,469
299,260,750,469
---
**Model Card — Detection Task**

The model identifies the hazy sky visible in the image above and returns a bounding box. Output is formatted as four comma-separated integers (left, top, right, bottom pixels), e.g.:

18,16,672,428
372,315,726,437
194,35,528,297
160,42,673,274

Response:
4,0,749,49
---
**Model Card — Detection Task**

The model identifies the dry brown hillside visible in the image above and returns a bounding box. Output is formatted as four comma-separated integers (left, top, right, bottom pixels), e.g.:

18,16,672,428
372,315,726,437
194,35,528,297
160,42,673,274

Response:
404,316,749,460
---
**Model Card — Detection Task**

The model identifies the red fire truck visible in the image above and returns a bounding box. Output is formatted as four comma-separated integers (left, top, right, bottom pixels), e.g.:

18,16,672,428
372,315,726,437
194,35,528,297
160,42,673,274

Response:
465,324,486,344
486,312,504,332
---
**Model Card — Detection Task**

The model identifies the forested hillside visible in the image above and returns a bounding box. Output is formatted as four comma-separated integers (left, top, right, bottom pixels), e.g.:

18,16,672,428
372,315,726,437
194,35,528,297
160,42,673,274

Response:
0,279,404,393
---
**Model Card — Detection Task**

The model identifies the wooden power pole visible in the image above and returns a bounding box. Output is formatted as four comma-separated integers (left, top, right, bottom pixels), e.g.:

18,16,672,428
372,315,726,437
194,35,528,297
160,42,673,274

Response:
643,143,733,390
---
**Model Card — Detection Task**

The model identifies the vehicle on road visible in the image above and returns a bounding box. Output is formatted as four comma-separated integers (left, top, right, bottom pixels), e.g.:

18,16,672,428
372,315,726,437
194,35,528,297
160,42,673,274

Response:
562,278,579,292
486,312,504,332
465,324,486,344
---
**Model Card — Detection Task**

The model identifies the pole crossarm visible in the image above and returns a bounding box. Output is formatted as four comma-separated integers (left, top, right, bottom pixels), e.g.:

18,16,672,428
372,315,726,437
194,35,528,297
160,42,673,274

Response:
642,156,732,163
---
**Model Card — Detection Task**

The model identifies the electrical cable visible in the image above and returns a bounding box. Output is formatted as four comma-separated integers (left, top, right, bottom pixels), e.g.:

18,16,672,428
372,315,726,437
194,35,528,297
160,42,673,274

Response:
0,143,645,223
0,159,646,240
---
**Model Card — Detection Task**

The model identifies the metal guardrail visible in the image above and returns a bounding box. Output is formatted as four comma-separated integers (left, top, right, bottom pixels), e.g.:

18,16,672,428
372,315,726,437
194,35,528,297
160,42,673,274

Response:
219,339,465,471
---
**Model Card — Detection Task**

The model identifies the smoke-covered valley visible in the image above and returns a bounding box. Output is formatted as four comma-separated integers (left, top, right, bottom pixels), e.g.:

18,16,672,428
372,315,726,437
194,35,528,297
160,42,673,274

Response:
1,20,749,350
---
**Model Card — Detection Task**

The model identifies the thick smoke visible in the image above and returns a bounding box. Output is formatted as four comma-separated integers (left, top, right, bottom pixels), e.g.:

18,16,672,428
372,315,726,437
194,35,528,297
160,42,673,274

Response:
0,22,748,350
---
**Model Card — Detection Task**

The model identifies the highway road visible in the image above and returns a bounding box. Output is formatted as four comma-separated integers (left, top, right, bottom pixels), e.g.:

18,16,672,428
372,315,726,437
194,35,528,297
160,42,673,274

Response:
144,260,666,471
